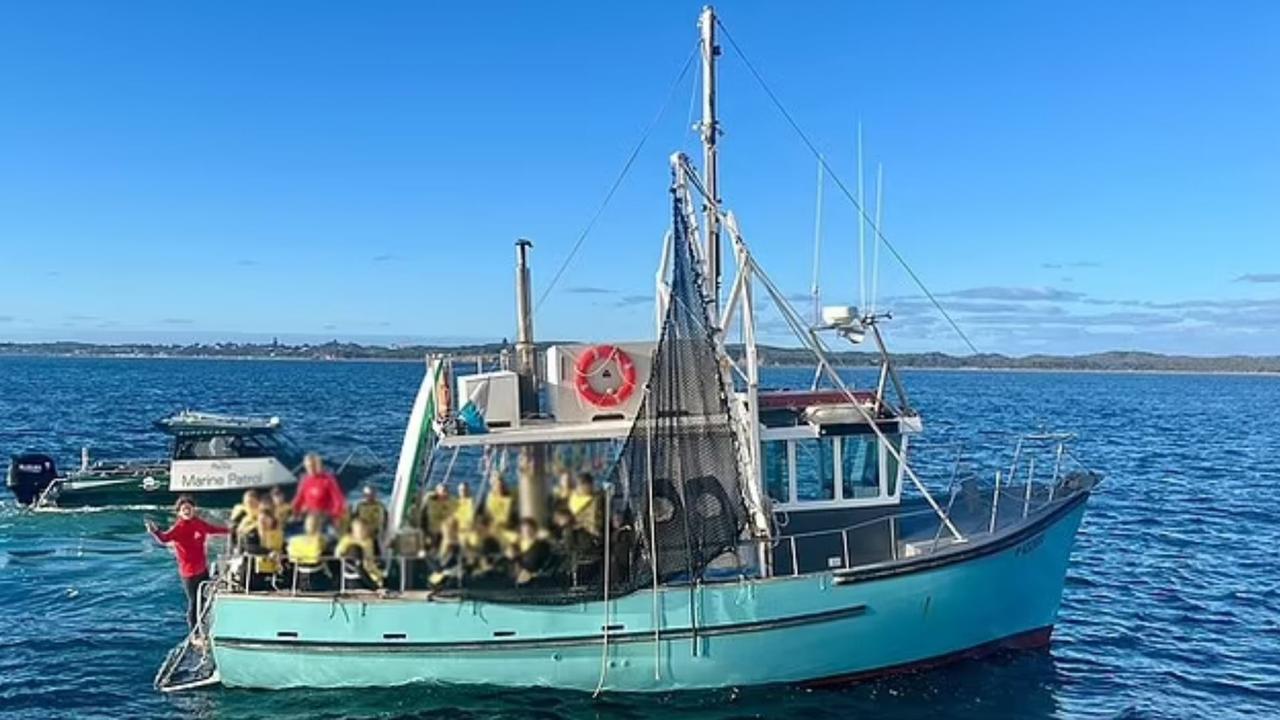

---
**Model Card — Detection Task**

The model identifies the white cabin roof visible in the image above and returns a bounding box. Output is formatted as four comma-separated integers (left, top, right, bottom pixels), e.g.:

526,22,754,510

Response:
437,417,632,448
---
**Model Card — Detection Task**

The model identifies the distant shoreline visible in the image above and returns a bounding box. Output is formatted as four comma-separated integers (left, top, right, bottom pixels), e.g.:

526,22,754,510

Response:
4,343,1280,376
897,365,1280,377
0,352,424,364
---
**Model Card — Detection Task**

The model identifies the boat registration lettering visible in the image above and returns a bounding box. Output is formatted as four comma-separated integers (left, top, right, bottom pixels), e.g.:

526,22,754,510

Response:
1015,532,1045,556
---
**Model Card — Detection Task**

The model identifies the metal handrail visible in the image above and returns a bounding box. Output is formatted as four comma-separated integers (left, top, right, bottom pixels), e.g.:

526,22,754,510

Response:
776,506,940,543
333,444,383,476
772,463,1084,578
224,554,393,595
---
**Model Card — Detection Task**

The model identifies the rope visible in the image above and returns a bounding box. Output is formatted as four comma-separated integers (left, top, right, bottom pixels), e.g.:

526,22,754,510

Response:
715,20,981,355
535,43,700,311
645,372,661,681
592,487,613,697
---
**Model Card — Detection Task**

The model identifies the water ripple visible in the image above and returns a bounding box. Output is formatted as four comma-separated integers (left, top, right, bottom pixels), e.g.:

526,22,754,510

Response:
0,359,1277,719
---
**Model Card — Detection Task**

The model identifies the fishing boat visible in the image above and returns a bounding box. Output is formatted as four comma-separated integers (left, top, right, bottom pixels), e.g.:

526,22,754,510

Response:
6,410,381,510
156,6,1098,694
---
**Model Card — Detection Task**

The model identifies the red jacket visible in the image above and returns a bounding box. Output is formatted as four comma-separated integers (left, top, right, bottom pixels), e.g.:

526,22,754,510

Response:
292,471,347,522
151,517,228,578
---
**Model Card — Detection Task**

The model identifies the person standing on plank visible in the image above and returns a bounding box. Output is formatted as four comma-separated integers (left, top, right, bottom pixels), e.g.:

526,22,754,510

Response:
145,495,229,640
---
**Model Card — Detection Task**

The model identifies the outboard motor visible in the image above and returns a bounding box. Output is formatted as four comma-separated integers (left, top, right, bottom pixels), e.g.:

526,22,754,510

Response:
6,453,58,506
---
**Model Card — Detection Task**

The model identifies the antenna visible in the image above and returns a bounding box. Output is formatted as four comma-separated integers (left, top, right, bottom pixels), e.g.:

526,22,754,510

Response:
871,162,883,316
856,121,866,314
810,155,825,325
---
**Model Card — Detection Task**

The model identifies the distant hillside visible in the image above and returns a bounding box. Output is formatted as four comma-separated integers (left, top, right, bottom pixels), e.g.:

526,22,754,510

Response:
754,347,1280,373
2,341,1279,373
0,340,511,361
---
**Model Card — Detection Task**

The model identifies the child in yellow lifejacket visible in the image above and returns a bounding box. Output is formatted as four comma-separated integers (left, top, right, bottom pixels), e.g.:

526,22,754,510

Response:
354,485,388,538
269,485,292,528
229,489,262,548
242,511,284,591
568,473,604,539
484,475,516,532
429,518,464,589
336,518,385,590
417,483,455,545
453,483,477,533
286,513,331,592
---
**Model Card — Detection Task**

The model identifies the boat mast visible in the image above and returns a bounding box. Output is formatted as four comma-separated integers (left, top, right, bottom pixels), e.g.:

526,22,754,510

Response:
699,5,721,317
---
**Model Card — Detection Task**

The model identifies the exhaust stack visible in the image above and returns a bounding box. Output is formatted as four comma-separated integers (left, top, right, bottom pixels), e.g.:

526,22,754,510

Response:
513,238,548,525
514,238,538,416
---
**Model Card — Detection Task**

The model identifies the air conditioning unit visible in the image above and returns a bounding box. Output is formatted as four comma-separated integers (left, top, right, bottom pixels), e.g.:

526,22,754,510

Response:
545,342,655,423
456,370,521,429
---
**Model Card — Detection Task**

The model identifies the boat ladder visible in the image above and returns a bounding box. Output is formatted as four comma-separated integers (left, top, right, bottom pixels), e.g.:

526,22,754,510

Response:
153,580,221,693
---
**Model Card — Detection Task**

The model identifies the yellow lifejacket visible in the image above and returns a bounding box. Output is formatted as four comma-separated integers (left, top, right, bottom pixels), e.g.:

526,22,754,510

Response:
355,500,387,533
230,503,256,531
569,490,603,536
255,528,284,574
335,535,384,585
453,497,476,532
236,508,261,538
287,533,325,566
424,496,456,534
484,492,514,528
273,503,292,526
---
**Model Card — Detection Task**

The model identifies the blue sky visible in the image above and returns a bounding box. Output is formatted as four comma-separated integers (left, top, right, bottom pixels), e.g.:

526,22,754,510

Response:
1,1,1277,355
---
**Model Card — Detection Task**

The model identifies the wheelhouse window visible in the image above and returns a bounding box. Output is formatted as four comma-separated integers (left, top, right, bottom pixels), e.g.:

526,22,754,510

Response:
841,436,880,499
760,431,904,508
883,435,902,497
172,433,291,461
174,435,240,460
230,434,276,459
763,440,789,503
794,438,835,501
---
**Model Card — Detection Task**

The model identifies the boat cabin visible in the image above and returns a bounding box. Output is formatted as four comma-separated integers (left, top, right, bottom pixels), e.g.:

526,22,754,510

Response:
418,343,918,578
156,412,304,493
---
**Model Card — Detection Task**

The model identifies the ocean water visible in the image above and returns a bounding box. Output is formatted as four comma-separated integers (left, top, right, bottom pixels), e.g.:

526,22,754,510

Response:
0,356,1277,720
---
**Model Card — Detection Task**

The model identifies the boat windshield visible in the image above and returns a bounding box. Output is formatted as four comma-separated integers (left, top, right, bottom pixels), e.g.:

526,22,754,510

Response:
172,431,300,463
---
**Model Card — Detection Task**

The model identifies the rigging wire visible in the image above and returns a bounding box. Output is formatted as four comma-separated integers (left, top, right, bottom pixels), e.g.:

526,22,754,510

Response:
535,43,700,311
715,20,981,355
872,162,883,315
856,122,866,315
810,155,824,326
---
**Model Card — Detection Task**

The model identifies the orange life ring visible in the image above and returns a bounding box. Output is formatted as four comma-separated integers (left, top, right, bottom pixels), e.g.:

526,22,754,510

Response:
574,344,637,408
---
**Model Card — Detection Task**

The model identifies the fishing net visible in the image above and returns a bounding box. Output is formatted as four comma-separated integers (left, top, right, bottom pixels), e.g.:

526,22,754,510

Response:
605,187,752,591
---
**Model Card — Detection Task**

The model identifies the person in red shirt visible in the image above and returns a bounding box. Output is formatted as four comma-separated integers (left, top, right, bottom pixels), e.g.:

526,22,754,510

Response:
292,452,348,527
145,495,229,635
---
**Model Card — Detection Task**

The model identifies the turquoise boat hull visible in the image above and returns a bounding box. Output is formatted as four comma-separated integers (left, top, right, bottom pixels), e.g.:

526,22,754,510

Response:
208,492,1088,692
